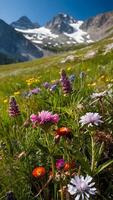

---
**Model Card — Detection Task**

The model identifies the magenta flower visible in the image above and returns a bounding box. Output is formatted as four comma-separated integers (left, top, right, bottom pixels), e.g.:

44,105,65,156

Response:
30,111,59,125
30,114,39,122
79,112,103,127
56,159,65,170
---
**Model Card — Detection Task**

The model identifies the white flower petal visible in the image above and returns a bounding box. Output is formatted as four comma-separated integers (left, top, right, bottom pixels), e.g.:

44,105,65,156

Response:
75,194,81,200
70,178,77,185
85,175,92,184
88,182,95,187
68,184,77,195
85,192,90,199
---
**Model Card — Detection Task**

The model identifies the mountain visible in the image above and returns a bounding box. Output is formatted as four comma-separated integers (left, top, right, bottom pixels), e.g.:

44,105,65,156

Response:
0,19,43,63
11,16,40,29
13,13,92,49
45,13,77,34
80,11,113,40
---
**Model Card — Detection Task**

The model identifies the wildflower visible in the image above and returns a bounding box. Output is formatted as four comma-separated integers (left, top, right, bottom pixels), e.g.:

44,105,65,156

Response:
60,69,72,94
26,78,39,86
30,114,39,122
67,67,71,71
32,166,46,178
91,91,106,99
30,87,41,94
56,159,65,170
50,84,57,91
43,82,50,89
91,82,96,87
30,111,59,125
64,161,75,171
55,127,72,143
8,96,20,117
68,175,96,200
69,74,76,82
79,112,103,127
56,127,71,136
3,99,8,103
13,91,20,96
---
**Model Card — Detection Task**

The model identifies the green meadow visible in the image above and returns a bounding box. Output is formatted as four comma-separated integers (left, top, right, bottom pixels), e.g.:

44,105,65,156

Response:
0,37,113,200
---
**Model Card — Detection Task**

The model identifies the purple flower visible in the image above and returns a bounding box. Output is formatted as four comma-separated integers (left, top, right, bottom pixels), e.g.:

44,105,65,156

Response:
30,87,41,94
56,159,65,170
43,82,50,89
30,111,59,125
60,70,72,94
8,96,21,117
79,112,103,127
68,175,96,200
50,84,57,91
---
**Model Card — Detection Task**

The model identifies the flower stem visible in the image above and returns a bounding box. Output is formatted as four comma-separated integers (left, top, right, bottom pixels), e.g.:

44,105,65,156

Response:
91,135,95,173
60,182,64,200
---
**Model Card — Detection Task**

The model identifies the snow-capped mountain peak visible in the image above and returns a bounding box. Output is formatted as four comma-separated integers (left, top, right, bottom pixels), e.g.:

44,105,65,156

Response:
11,16,40,30
11,13,93,49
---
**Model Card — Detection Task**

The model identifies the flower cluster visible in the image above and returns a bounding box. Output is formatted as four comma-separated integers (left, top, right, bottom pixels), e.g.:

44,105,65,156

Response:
26,77,40,86
30,111,59,125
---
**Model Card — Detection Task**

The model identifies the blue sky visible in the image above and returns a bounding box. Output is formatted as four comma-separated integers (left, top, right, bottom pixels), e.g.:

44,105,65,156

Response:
0,0,113,25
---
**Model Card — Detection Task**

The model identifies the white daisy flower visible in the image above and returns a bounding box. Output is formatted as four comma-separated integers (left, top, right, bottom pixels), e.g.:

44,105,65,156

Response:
68,175,96,200
91,91,106,99
79,112,103,127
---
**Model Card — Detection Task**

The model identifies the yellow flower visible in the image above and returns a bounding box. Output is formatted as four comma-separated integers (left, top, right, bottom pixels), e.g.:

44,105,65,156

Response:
51,80,56,83
3,99,8,103
67,67,71,71
99,75,106,81
26,77,39,85
14,91,20,95
91,82,96,86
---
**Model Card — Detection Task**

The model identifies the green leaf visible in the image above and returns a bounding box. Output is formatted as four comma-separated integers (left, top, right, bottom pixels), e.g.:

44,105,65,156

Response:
95,159,113,175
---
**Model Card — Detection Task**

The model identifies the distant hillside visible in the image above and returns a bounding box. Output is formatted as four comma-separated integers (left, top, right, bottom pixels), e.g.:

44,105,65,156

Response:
0,19,43,64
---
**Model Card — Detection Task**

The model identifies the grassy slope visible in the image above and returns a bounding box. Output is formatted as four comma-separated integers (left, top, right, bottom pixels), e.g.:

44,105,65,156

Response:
0,35,113,199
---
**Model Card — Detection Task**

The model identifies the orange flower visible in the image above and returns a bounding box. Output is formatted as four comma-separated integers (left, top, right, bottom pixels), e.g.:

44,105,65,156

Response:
64,161,75,171
56,127,71,136
32,166,46,178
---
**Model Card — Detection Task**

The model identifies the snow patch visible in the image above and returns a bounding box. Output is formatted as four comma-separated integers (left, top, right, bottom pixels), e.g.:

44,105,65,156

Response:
64,21,93,43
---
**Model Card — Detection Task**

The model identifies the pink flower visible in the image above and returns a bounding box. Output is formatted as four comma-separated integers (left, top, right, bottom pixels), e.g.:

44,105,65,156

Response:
30,111,59,125
52,114,59,123
79,112,103,127
30,114,38,122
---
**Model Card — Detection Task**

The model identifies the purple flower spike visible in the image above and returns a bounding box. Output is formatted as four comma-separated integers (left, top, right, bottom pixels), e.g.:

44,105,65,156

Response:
9,96,21,117
60,69,72,94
